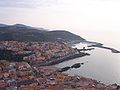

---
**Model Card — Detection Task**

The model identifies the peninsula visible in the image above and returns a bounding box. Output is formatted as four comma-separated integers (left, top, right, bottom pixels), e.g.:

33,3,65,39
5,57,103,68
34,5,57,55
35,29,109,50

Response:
0,24,119,90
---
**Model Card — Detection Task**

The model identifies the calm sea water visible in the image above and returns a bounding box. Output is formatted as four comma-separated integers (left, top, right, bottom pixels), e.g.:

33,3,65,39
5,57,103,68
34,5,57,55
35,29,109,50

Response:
55,31,120,84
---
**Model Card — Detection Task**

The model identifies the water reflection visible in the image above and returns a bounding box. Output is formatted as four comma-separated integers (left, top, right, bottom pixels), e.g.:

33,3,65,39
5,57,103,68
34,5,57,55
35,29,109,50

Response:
55,43,120,84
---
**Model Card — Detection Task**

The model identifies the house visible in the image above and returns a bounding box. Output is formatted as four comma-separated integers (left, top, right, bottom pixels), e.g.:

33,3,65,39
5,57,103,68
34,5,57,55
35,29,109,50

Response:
19,86,34,90
37,77,47,85
0,80,8,88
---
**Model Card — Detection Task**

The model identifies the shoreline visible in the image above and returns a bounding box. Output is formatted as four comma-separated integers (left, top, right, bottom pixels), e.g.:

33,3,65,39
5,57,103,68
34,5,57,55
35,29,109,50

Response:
80,40,120,53
88,44,120,53
0,41,120,89
39,51,90,66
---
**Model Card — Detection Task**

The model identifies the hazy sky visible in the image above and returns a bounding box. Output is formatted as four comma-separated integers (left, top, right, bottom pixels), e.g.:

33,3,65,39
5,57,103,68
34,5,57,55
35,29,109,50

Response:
0,0,120,34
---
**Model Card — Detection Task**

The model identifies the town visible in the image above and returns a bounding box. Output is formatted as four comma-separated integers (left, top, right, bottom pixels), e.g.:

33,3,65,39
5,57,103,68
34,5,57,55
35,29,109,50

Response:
0,41,119,90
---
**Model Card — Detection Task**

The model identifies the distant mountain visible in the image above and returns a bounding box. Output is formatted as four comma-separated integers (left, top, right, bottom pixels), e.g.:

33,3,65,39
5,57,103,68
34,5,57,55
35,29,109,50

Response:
0,24,85,43
0,24,8,27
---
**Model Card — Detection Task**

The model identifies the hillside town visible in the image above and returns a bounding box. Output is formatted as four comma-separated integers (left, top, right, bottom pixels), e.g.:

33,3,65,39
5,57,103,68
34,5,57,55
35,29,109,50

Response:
0,41,119,90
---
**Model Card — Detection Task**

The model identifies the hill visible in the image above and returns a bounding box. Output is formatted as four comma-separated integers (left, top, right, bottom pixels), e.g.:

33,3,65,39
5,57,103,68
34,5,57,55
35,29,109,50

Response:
0,24,85,43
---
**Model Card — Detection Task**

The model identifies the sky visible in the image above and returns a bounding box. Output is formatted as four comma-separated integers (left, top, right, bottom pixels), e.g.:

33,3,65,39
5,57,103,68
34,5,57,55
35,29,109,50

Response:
0,0,120,36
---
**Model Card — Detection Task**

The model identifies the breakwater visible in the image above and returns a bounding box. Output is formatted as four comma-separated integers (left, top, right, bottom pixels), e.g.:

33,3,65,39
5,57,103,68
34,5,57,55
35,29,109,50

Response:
88,44,120,53
39,52,90,66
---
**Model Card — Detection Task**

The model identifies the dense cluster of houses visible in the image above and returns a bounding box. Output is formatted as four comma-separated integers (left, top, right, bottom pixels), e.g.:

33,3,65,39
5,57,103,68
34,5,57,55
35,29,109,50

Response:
0,60,118,90
0,41,119,90
0,41,76,64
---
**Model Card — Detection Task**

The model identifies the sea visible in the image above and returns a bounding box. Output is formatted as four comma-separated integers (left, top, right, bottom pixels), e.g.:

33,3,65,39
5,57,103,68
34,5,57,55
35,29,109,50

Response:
55,31,120,85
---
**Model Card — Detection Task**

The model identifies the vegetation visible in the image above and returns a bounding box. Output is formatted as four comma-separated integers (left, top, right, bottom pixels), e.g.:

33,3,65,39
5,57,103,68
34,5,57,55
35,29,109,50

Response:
0,49,32,62
0,24,85,43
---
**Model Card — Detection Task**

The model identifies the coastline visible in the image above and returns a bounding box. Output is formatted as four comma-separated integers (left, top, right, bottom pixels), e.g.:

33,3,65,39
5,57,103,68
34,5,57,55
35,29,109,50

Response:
88,44,120,53
0,41,120,90
39,51,90,66
81,40,120,53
